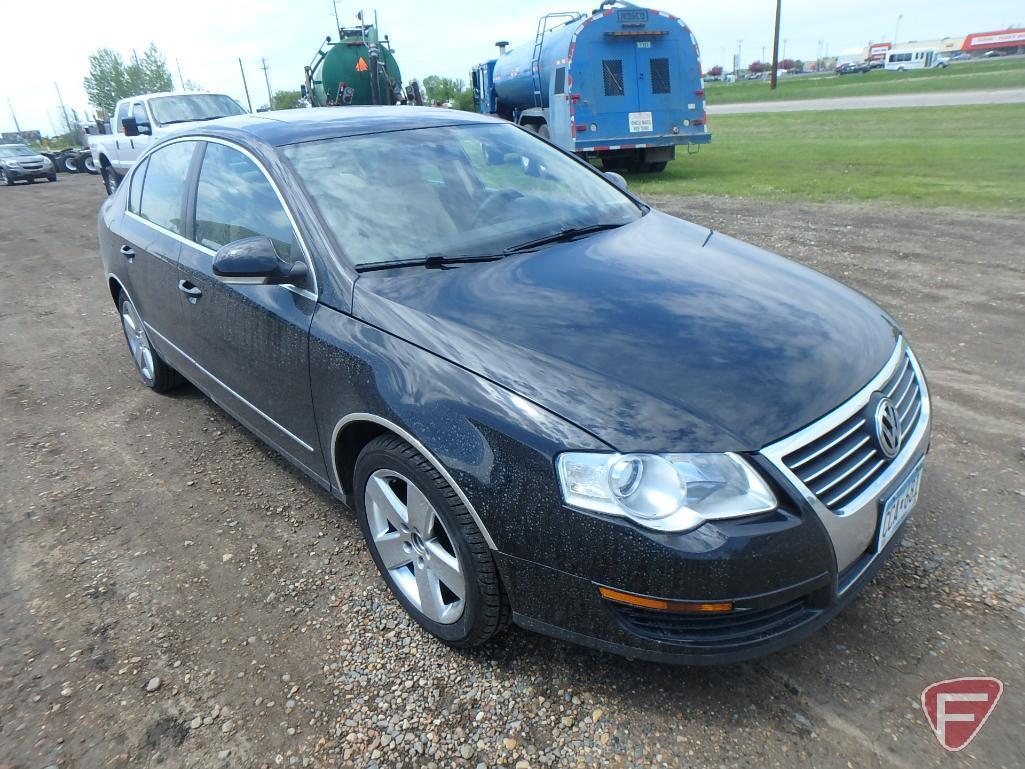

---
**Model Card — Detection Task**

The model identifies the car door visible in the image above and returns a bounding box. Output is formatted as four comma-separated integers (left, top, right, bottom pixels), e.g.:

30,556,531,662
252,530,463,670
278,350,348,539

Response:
118,140,199,350
175,139,325,479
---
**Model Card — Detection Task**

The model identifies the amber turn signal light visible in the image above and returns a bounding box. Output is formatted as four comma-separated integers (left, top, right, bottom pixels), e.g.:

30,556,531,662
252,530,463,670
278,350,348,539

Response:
598,586,733,613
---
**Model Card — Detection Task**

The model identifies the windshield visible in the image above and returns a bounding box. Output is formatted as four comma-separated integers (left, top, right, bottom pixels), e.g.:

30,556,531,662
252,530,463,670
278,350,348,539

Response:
0,144,36,158
283,123,642,268
148,94,246,125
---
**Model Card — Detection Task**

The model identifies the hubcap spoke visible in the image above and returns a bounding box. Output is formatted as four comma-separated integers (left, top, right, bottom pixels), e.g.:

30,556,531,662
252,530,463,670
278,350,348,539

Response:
415,566,445,619
365,474,408,533
425,541,464,599
405,485,435,535
376,530,413,570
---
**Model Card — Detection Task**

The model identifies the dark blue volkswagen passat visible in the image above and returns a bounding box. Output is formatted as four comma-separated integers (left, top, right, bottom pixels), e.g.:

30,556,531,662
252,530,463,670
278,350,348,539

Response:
98,108,930,664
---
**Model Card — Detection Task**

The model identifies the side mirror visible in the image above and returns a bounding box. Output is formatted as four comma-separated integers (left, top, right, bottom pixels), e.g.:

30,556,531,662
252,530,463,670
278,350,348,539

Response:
121,117,151,137
604,171,628,191
300,84,308,98
212,236,308,285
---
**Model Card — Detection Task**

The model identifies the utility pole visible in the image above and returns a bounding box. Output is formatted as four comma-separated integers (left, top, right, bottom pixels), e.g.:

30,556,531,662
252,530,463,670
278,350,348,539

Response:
893,14,903,44
261,58,273,110
737,39,743,75
54,82,71,136
176,59,187,91
770,0,782,89
7,97,21,133
238,58,254,112
332,0,341,34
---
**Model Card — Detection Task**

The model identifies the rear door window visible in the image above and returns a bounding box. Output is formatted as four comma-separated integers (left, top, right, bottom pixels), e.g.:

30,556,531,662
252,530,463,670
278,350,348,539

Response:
138,142,196,234
193,142,297,261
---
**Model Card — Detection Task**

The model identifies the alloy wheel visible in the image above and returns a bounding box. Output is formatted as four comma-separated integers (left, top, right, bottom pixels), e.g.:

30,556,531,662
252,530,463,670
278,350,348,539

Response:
121,299,154,381
363,468,466,624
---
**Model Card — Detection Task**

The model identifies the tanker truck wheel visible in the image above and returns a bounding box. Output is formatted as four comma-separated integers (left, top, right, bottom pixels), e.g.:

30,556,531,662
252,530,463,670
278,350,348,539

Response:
80,153,98,174
61,153,79,173
536,123,550,141
646,161,667,173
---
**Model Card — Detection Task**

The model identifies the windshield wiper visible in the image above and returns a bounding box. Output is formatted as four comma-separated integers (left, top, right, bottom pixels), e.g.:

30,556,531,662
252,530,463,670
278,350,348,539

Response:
356,253,505,272
160,116,228,125
503,222,627,254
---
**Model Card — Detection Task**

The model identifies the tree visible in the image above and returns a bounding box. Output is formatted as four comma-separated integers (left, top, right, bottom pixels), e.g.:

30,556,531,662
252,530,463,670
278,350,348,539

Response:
748,60,767,74
705,65,723,78
83,43,175,114
272,90,305,110
422,75,466,104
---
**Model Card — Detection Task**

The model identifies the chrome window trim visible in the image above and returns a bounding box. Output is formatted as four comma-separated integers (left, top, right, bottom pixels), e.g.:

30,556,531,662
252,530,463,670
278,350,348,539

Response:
143,321,316,453
761,337,932,579
330,413,498,550
123,135,319,301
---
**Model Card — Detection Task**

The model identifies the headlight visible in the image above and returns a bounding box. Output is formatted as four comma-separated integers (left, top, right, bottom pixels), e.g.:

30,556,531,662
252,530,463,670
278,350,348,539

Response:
556,452,776,532
42,157,53,168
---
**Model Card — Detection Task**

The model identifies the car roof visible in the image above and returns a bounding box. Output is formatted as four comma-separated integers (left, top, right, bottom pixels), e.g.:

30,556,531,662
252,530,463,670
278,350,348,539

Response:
176,106,504,147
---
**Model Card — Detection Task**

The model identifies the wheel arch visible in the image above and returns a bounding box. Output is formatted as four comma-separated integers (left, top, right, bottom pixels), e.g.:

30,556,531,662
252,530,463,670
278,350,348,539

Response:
107,273,128,308
331,413,498,550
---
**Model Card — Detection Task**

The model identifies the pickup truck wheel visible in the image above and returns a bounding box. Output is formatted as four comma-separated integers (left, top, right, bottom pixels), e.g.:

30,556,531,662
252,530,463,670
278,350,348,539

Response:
102,167,121,195
355,435,510,648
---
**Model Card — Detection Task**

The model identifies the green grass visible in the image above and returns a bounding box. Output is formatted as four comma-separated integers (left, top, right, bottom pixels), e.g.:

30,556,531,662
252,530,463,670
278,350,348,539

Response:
626,104,1025,210
705,58,1025,105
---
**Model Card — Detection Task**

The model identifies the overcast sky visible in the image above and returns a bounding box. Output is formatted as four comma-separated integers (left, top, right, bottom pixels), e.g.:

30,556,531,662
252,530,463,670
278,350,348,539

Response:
2,0,1020,134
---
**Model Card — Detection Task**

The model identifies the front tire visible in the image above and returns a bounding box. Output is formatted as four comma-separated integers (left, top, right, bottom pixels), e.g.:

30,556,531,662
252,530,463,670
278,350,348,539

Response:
1,170,12,186
61,154,78,173
80,153,98,174
354,435,509,648
118,291,183,392
102,166,121,195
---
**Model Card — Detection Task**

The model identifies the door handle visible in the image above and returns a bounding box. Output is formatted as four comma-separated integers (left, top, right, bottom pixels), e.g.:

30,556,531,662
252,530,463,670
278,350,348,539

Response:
178,280,203,303
120,244,135,262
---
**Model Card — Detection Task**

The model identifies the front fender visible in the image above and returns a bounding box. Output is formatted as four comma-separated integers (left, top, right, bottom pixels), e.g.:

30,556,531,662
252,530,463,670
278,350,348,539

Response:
309,303,607,553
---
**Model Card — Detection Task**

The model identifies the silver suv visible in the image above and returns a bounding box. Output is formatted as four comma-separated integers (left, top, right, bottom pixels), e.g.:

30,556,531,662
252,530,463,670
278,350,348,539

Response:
0,144,57,185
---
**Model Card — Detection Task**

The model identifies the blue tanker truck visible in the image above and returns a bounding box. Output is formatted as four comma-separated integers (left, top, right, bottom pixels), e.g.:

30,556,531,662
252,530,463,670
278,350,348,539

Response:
471,1,710,172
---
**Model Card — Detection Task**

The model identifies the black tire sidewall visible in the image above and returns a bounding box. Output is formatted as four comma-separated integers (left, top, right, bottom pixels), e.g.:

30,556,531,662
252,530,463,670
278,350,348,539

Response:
354,443,488,645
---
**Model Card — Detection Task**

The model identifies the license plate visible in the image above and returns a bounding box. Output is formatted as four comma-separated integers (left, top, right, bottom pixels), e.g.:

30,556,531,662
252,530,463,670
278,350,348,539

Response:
877,460,923,550
628,111,653,132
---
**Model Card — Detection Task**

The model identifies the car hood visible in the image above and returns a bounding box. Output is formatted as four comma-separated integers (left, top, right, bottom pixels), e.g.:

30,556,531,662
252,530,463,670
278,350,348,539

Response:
353,210,899,452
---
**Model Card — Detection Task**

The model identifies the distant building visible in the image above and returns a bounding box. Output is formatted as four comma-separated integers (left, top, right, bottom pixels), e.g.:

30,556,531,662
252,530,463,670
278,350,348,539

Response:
845,26,1025,62
2,130,42,144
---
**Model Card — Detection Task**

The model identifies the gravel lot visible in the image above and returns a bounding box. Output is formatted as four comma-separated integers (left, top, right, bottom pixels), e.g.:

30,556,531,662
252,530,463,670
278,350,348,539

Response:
2,174,1023,769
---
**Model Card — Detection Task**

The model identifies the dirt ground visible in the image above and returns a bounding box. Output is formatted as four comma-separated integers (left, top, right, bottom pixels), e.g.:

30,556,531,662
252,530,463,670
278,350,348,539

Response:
1,174,1023,769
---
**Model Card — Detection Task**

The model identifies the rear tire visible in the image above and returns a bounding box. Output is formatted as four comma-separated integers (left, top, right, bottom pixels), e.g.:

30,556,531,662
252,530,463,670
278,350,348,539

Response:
354,435,510,648
536,123,550,140
117,290,184,393
646,161,668,173
61,154,78,173
80,153,98,174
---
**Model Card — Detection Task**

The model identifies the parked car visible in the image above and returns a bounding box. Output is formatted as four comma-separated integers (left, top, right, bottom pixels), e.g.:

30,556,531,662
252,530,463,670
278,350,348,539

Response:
0,144,57,185
835,61,869,75
88,91,247,195
98,108,931,664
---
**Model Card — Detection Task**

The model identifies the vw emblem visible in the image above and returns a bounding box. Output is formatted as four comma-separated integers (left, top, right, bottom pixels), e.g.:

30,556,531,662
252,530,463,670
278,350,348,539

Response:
874,397,902,458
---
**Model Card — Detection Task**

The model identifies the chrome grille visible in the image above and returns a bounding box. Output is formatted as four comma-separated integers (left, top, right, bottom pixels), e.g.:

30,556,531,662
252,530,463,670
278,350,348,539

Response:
782,348,924,510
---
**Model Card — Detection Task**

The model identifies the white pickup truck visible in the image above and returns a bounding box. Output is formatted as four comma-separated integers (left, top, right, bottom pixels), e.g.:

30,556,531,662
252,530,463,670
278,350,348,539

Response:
89,92,247,194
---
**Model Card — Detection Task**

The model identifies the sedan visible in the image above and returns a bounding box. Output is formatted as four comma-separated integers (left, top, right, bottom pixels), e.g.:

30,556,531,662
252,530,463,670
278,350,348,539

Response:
98,108,931,664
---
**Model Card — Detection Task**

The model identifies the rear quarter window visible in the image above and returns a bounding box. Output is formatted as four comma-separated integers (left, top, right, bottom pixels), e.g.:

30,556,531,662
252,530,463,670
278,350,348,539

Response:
128,157,149,214
138,142,197,235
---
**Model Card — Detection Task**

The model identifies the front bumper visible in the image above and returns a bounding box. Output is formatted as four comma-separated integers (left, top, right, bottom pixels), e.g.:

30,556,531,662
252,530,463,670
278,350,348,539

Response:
3,164,52,180
498,338,930,664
